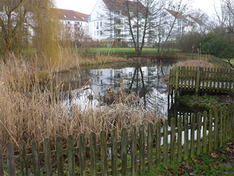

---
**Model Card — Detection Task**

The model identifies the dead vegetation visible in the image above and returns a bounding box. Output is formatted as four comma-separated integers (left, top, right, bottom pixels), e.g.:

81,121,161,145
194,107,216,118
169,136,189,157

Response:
171,59,215,69
0,53,163,154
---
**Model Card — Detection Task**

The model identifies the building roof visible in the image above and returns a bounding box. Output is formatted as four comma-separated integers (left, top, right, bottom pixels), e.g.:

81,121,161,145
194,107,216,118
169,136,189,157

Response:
102,0,146,17
53,8,89,22
165,8,187,21
187,15,205,26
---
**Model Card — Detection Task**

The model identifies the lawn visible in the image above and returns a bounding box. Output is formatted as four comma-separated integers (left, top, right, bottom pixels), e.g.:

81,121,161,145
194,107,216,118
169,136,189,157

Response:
89,47,159,53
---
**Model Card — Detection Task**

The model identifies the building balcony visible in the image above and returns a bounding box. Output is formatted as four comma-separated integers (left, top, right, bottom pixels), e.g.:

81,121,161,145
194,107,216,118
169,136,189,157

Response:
114,24,124,29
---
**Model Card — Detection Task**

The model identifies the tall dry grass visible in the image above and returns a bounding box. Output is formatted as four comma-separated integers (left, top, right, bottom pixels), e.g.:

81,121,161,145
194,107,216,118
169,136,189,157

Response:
0,53,163,154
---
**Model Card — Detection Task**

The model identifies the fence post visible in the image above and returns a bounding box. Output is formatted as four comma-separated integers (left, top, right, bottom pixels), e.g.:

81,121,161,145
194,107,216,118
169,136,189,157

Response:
32,139,40,176
19,141,28,176
0,145,4,176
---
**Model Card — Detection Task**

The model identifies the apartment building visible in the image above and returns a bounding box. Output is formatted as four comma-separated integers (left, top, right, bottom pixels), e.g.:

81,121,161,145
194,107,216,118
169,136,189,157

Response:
54,8,89,41
89,0,148,47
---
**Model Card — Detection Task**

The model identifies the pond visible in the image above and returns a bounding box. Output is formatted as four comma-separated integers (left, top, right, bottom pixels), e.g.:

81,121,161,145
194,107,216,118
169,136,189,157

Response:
58,61,174,118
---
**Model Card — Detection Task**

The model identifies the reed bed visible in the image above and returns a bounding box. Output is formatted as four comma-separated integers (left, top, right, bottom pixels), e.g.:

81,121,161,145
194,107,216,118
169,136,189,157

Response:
0,53,163,154
171,59,215,69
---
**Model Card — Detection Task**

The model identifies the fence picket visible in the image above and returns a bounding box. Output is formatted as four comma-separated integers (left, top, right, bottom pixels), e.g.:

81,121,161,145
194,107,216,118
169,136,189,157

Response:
184,115,189,160
56,136,64,176
219,108,223,148
155,121,161,169
31,139,40,176
177,116,182,162
19,141,28,176
208,110,213,152
203,111,207,153
44,138,52,176
6,143,16,176
0,145,3,176
67,135,75,176
139,125,145,175
170,118,175,165
197,112,201,155
79,133,86,176
223,107,227,143
100,131,107,176
131,125,137,176
111,130,117,176
121,128,127,176
214,110,219,150
191,114,195,157
147,123,153,172
90,132,97,176
163,120,168,168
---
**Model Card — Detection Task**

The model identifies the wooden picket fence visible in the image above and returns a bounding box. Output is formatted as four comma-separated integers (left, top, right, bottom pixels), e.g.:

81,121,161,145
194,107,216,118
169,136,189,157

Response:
169,66,234,97
1,105,234,175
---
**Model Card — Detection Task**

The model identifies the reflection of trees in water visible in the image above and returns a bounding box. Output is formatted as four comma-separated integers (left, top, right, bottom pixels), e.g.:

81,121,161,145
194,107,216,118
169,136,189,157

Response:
128,63,169,112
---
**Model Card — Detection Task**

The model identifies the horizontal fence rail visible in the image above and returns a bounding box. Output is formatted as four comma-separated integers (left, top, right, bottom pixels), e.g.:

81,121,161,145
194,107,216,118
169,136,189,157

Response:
1,105,234,175
169,66,234,97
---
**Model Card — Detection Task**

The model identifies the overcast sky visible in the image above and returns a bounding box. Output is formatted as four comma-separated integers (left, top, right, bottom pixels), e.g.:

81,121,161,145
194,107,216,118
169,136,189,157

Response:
54,0,221,16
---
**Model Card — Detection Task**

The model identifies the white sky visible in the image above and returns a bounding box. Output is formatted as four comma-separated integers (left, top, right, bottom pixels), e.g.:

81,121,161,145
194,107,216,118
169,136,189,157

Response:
54,0,221,16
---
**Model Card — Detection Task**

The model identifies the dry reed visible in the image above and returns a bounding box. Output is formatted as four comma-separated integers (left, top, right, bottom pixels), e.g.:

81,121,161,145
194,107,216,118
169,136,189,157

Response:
171,59,215,69
0,53,163,154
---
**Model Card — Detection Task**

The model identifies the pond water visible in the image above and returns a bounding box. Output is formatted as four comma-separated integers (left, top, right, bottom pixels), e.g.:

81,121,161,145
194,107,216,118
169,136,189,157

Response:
58,61,212,146
59,62,174,117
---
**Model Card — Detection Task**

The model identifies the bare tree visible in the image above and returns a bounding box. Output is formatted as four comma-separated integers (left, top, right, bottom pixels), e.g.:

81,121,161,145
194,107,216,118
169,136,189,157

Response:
92,0,164,56
158,0,190,56
124,0,164,56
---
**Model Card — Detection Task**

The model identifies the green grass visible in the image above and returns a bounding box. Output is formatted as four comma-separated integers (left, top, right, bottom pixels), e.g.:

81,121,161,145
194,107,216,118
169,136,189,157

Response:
177,94,228,111
89,47,180,54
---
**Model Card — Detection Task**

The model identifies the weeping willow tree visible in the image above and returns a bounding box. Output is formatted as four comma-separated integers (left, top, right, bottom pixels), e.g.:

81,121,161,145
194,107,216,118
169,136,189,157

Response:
0,0,59,65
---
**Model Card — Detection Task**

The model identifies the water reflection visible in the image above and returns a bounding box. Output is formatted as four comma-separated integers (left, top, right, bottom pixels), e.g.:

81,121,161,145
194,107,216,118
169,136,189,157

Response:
61,62,173,117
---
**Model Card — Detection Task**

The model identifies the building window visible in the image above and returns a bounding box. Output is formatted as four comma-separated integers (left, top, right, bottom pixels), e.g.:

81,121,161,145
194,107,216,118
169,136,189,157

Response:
97,31,99,35
100,22,102,27
100,31,102,36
